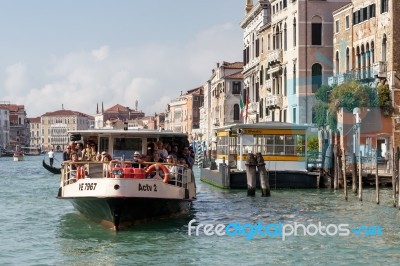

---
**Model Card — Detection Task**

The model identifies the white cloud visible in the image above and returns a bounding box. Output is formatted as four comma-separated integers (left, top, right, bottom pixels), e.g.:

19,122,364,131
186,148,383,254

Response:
91,46,109,62
4,63,28,94
1,23,242,118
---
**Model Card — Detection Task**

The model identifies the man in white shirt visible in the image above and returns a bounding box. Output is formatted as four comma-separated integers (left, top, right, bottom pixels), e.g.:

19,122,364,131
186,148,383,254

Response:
48,149,55,167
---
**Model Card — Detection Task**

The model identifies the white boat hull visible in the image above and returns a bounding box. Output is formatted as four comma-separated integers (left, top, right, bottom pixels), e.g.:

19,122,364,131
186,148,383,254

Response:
58,174,196,230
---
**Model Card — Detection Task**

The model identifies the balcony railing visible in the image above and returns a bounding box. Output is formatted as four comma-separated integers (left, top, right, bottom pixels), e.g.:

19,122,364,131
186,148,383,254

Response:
267,49,283,65
328,67,375,86
248,102,259,114
266,95,283,109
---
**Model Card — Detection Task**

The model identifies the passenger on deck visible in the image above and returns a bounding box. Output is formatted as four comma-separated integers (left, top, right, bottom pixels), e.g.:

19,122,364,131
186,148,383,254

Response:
152,152,164,163
166,155,178,181
63,146,72,161
132,151,145,168
101,151,112,177
82,144,97,161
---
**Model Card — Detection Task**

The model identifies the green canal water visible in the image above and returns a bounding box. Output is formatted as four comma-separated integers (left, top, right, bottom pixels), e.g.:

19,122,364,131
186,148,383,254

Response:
1,155,399,265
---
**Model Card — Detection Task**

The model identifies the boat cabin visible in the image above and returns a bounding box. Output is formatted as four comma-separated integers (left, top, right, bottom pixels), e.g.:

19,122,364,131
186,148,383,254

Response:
68,129,189,160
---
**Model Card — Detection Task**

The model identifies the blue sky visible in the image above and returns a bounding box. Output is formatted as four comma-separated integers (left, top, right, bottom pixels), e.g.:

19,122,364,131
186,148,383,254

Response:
0,0,245,117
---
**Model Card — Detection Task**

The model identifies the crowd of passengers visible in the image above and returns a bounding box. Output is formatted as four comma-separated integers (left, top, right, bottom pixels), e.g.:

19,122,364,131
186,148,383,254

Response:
62,140,195,170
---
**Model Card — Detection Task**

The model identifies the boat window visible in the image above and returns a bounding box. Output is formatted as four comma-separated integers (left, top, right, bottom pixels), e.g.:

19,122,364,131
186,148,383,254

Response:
99,137,109,154
113,138,142,159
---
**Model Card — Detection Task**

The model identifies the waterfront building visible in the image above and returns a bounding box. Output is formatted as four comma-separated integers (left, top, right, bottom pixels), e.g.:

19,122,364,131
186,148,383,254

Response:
241,0,271,124
243,0,350,125
200,61,244,147
165,87,203,140
330,0,400,153
41,109,94,151
0,102,30,151
94,102,145,129
0,106,10,151
28,117,41,150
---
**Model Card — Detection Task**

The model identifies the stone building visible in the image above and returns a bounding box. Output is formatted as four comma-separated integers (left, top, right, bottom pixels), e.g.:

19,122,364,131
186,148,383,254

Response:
243,0,350,125
94,103,145,129
331,0,400,154
0,106,10,151
241,0,271,124
41,109,94,151
0,103,30,150
28,117,41,150
200,61,244,146
165,87,204,140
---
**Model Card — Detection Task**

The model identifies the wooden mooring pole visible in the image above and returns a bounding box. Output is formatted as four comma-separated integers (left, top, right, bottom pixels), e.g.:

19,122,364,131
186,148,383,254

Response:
375,152,379,204
396,147,400,209
392,148,397,207
245,153,257,196
342,149,347,200
352,153,357,194
256,153,270,197
358,151,362,201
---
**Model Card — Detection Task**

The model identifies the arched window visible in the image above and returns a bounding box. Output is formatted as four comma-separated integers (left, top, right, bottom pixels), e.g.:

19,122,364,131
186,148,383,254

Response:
284,23,287,51
371,41,375,64
335,51,339,74
275,25,280,49
311,16,322,45
261,37,264,53
366,43,371,78
233,104,240,121
293,18,297,47
293,63,297,94
361,44,366,78
284,68,287,96
382,34,387,62
260,66,264,86
311,63,322,93
346,47,350,72
260,99,264,119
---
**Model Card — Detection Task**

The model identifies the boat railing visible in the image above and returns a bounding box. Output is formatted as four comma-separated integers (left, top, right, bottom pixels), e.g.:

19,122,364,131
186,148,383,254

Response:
61,160,192,189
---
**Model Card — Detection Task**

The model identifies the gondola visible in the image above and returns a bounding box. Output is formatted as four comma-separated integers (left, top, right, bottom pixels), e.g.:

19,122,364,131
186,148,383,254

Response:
42,159,61,174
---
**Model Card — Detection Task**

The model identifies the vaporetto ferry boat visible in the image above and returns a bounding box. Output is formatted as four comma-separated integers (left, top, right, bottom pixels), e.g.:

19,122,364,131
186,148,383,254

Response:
201,122,320,189
57,128,196,230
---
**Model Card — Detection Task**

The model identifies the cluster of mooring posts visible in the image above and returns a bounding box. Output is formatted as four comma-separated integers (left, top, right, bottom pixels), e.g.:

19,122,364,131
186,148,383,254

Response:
246,153,270,197
322,131,400,207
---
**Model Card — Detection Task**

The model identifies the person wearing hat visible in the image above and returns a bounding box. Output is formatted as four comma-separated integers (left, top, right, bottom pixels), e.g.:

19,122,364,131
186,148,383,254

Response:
132,151,144,168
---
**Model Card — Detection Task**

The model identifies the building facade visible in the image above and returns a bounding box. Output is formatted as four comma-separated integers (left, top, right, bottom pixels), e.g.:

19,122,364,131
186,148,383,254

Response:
0,103,30,150
165,87,204,140
28,117,41,149
0,107,10,151
41,109,94,151
94,103,145,129
243,0,350,125
331,0,400,153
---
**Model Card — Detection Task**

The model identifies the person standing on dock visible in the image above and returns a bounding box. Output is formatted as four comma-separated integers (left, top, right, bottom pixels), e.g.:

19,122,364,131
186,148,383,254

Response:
48,149,54,167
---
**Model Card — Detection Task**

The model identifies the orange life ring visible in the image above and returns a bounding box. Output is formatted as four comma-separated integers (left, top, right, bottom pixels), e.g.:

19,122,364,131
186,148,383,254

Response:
76,166,85,179
145,163,170,183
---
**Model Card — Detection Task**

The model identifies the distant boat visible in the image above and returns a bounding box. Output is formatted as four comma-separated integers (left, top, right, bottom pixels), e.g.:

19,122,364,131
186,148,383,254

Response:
13,151,24,161
21,146,41,156
42,159,61,174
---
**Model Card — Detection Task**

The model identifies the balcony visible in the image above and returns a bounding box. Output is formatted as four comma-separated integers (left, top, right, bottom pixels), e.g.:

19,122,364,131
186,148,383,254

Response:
328,68,374,86
266,95,283,109
267,49,283,65
373,61,387,78
248,102,259,114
